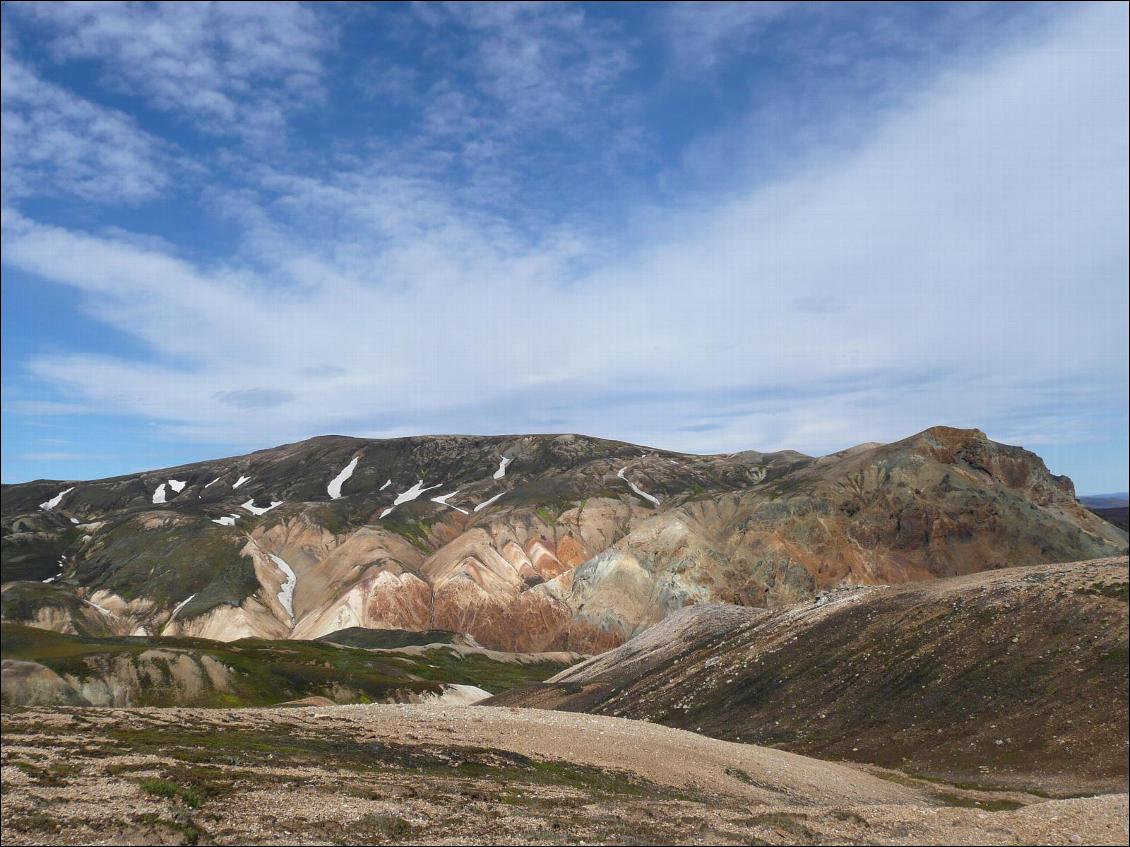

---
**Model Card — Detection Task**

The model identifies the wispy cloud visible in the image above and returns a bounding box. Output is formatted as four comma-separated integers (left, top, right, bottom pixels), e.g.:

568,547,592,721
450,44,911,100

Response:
7,1,334,144
15,451,113,463
663,1,791,70
344,2,641,221
0,48,169,203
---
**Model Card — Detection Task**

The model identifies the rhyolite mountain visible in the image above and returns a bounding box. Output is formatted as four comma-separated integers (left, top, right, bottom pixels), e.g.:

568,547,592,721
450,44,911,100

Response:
2,427,1125,651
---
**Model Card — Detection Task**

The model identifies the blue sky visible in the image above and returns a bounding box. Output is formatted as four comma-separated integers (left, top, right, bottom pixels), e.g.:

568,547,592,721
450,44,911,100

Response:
1,1,1127,494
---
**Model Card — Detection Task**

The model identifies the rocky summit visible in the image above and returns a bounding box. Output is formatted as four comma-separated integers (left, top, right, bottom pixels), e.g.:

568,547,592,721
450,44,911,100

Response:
2,427,1125,652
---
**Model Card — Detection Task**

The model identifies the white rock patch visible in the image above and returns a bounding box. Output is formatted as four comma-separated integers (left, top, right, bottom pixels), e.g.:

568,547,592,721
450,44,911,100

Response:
39,487,75,511
327,456,359,500
268,554,298,624
152,483,167,504
241,499,282,516
617,467,661,507
493,456,511,480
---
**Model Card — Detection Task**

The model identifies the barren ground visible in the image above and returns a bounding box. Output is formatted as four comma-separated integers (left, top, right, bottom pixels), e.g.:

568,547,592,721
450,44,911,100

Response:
2,703,1126,845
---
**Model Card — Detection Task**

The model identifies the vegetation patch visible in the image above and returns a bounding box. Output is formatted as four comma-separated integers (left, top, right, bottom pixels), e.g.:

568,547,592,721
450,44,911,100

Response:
1076,581,1129,602
378,519,432,550
931,791,1024,811
1,622,573,707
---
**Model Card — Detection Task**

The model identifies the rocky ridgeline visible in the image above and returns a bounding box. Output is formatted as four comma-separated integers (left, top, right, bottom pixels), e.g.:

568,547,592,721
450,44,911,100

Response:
2,427,1125,651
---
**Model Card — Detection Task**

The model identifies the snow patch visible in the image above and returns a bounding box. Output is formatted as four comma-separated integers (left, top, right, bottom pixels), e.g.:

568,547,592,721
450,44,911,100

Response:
422,683,492,706
493,456,511,480
232,475,251,489
39,487,75,511
379,480,443,519
379,479,392,491
212,515,238,526
430,489,469,515
617,467,661,507
473,492,506,512
152,483,167,504
168,479,187,493
327,456,359,500
268,554,298,624
241,499,282,516
395,480,443,505
84,599,120,619
168,594,197,622
70,517,79,525
204,477,222,488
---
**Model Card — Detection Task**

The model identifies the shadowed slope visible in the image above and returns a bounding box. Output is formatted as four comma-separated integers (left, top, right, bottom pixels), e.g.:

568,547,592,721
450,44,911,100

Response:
489,557,1130,796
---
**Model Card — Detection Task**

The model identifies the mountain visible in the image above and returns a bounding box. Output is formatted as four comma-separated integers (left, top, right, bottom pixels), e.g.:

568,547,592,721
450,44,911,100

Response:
489,556,1129,797
2,427,1125,652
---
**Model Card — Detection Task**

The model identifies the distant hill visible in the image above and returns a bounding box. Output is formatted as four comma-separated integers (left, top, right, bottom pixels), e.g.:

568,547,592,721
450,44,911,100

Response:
1080,492,1130,509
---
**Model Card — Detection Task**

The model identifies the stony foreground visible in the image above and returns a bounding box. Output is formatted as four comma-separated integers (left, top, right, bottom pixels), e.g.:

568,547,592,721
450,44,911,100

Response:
2,704,1126,845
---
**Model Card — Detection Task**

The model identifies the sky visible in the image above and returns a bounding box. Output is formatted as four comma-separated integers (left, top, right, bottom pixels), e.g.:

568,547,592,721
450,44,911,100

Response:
1,1,1127,493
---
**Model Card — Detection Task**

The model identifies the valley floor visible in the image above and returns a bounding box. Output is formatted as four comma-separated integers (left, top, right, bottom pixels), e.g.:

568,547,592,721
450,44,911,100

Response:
2,703,1126,845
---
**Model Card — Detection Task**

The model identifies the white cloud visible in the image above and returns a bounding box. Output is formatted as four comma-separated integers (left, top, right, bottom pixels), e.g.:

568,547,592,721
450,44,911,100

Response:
1,3,1126,459
8,1,333,143
351,2,640,211
0,48,168,203
663,1,791,70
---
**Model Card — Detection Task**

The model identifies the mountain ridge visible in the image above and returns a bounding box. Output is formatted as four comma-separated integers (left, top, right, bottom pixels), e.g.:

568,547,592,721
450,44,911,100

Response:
3,426,1125,652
